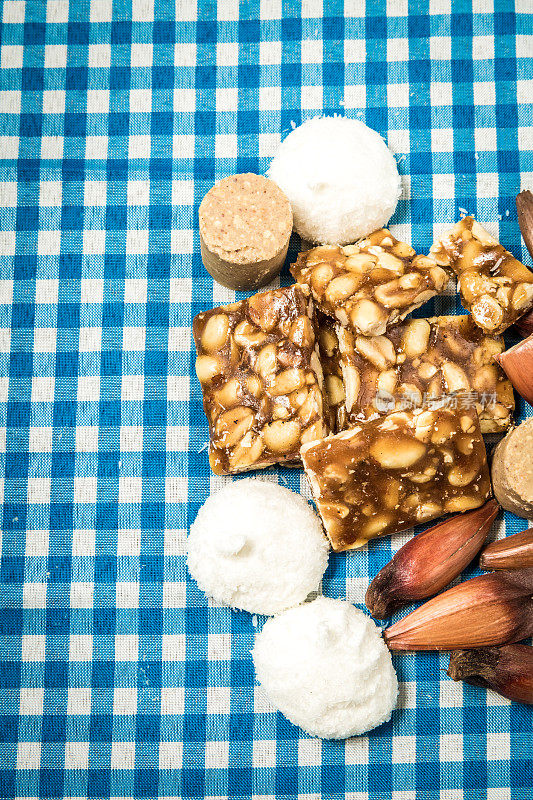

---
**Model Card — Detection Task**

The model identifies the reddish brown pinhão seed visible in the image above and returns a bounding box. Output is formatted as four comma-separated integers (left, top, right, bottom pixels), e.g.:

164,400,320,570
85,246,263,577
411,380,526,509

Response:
448,644,533,705
366,500,499,619
384,568,533,651
480,528,533,570
495,334,533,407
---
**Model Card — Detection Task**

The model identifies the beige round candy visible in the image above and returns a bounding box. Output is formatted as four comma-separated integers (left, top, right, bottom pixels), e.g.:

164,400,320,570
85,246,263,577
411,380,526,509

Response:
492,418,533,519
199,173,293,290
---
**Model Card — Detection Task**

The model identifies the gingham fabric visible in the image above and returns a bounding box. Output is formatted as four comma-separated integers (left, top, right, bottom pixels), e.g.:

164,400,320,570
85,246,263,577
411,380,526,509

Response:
0,0,531,798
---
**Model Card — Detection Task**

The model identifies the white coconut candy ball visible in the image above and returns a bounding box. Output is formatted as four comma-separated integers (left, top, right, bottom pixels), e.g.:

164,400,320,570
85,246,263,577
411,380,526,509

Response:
268,116,401,245
252,597,398,739
187,479,329,616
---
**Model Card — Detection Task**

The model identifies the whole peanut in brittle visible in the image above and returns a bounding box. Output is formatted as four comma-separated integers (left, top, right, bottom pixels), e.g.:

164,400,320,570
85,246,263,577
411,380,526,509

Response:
319,313,514,435
193,285,328,475
301,406,491,552
290,229,449,337
429,217,533,335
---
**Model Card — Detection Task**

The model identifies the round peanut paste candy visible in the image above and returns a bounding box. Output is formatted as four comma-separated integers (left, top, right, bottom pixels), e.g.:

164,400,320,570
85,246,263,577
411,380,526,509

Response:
491,418,533,519
199,173,293,290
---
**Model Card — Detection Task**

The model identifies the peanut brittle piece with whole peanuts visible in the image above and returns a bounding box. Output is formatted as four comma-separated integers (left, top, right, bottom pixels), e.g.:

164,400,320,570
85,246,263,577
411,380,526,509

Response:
193,284,328,475
290,229,449,337
319,313,514,435
301,406,491,552
429,217,533,335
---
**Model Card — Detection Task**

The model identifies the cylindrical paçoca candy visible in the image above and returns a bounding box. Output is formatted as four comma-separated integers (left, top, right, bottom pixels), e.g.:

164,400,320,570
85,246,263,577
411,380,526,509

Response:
199,173,293,291
492,418,533,520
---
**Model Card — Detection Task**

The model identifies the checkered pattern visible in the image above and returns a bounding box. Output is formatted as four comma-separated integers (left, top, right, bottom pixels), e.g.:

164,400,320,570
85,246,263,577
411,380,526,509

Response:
0,0,531,798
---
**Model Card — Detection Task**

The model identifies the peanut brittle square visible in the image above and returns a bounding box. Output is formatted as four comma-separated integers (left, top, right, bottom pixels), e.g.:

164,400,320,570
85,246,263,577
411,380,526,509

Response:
301,406,491,552
290,229,449,336
429,217,533,334
193,285,328,475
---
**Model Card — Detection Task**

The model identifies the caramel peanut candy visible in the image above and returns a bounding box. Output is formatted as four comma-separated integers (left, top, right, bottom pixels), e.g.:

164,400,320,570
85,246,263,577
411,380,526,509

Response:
430,217,533,335
301,406,491,552
290,229,448,336
316,313,347,433
330,314,514,435
193,285,328,475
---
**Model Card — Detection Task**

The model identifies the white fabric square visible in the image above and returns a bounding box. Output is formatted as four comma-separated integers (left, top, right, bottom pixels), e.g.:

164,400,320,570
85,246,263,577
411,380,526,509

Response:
70,582,94,608
33,327,57,353
173,133,195,158
132,0,154,20
474,81,495,106
80,278,104,304
116,528,142,556
172,179,194,206
440,733,464,762
88,43,111,68
74,476,98,503
71,528,96,556
119,476,142,504
392,735,417,763
165,477,187,503
90,0,113,21
169,278,192,303
160,687,185,715
69,635,94,662
345,38,365,63
27,477,51,504
67,688,92,716
0,136,18,159
0,181,16,207
124,278,147,303
474,127,497,152
216,87,238,112
301,85,322,109
128,179,150,207
23,583,47,609
206,686,231,715
167,375,189,402
17,742,41,770
130,89,152,113
301,0,322,14
216,42,238,66
162,634,186,662
159,741,183,770
38,229,61,256
517,79,533,104
431,82,453,106
121,374,144,401
344,85,366,109
126,228,149,254
85,136,108,160
301,38,323,64
297,738,321,767
111,741,136,770
215,134,238,158
41,135,63,159
2,1,26,23
19,688,44,717
120,426,144,452
131,42,154,69
115,635,138,661
0,89,20,114
473,35,495,61
113,687,138,716
1,44,24,68
175,42,196,66
207,633,232,661
433,173,455,199
42,90,65,114
28,426,54,453
44,44,67,68
163,528,187,556
22,635,46,662
205,741,229,769
259,40,281,65
78,375,101,402
25,529,49,557
115,581,140,608
166,425,188,452
129,135,151,159
84,180,107,207
64,742,90,771
430,36,452,61
431,127,455,153
87,89,110,114
345,736,369,764
168,327,189,351
76,426,99,452
39,181,62,207
162,581,186,608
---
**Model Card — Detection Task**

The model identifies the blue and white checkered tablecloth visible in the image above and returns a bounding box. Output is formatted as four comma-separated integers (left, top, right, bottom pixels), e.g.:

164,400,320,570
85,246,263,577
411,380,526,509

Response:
0,0,532,798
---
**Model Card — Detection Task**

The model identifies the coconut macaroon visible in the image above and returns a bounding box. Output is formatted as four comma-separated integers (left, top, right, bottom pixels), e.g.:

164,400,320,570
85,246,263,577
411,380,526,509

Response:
253,597,398,738
187,480,329,616
268,116,401,245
